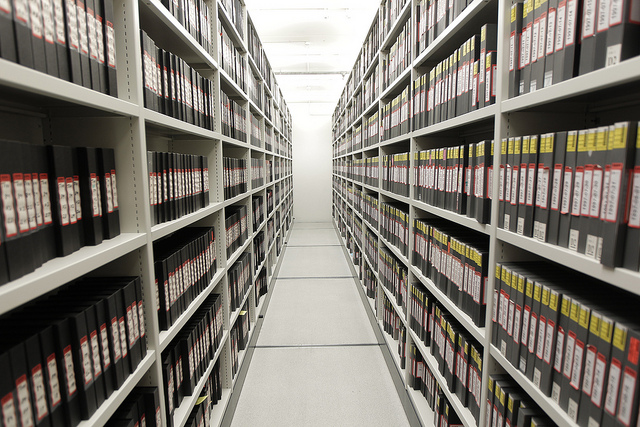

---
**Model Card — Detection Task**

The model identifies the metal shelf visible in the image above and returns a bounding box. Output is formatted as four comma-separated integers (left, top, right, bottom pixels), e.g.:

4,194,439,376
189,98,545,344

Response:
0,233,147,316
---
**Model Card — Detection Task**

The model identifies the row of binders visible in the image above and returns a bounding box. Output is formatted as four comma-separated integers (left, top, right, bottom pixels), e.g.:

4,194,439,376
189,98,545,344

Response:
508,0,640,98
250,114,261,147
182,360,223,427
159,0,214,56
498,122,640,270
225,205,248,258
147,151,210,226
0,0,118,95
105,387,161,427
415,0,473,56
414,140,494,224
380,202,410,257
220,91,248,143
364,227,379,273
228,252,252,314
153,227,218,331
223,157,248,200
219,20,246,91
0,142,120,285
485,374,554,427
363,259,378,299
252,196,265,232
250,158,265,189
412,24,497,131
408,346,465,427
229,300,250,379
254,232,266,273
140,31,216,131
381,20,411,90
381,87,411,141
413,218,489,327
381,153,411,197
162,294,223,427
409,281,485,423
0,276,146,426
381,292,408,369
379,246,409,314
493,261,640,427
254,268,268,309
354,188,380,229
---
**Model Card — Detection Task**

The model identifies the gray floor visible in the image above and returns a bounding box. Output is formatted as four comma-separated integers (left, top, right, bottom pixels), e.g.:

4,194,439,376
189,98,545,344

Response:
229,222,411,427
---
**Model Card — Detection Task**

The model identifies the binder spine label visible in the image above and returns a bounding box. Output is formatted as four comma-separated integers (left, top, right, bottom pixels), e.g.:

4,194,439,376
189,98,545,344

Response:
15,376,33,426
40,175,52,225
46,354,61,406
31,176,42,226
118,318,127,357
29,0,43,38
15,0,28,22
108,319,121,363
582,345,597,394
90,331,101,377
80,336,92,385
96,15,104,64
53,0,65,44
1,393,17,427
555,328,565,372
65,0,78,48
31,365,48,421
138,300,145,338
605,358,622,415
591,352,606,407
106,21,115,68
1,175,17,237
13,174,29,233
66,177,77,224
99,325,110,368
627,168,640,228
73,177,81,220
63,345,77,396
570,339,585,388
110,171,118,208
618,367,637,425
605,164,622,221
23,176,36,231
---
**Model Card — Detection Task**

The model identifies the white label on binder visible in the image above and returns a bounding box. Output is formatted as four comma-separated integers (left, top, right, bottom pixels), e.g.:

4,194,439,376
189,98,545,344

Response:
547,9,556,55
40,175,52,225
100,324,111,368
15,375,34,427
110,170,118,208
66,178,76,224
605,358,622,415
73,177,81,220
45,355,61,406
90,332,101,378
63,346,76,396
597,0,611,32
591,352,607,407
628,169,640,228
13,174,28,233
96,15,104,64
618,367,637,426
138,301,145,338
32,175,42,226
23,176,37,230
110,318,121,361
106,22,115,68
29,0,43,38
570,340,585,388
582,345,597,395
583,0,596,38
77,1,88,54
118,318,127,357
606,164,622,221
31,365,47,421
80,336,92,385
555,328,565,372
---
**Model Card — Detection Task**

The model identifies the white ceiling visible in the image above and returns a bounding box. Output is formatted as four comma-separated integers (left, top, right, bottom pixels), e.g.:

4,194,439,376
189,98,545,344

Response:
244,0,380,114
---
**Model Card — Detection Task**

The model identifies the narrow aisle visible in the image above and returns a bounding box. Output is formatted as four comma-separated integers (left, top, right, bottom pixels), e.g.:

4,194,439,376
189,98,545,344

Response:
225,222,412,427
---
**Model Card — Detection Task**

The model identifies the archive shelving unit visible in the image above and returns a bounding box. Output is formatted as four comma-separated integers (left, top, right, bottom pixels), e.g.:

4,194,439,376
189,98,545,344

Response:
331,1,640,427
0,1,293,426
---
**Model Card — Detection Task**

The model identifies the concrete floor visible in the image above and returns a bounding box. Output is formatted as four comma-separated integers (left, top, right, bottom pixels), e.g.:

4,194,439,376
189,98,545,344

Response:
228,222,411,427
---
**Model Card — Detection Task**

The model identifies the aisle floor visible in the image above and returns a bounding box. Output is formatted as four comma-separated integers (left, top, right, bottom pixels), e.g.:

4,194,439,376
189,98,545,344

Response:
227,222,411,427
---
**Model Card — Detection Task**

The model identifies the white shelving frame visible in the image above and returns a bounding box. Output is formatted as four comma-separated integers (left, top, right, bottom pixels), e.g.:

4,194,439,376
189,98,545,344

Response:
0,0,294,426
331,0,640,427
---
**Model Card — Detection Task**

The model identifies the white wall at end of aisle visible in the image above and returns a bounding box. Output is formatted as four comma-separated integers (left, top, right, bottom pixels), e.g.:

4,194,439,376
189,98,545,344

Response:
292,103,333,222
